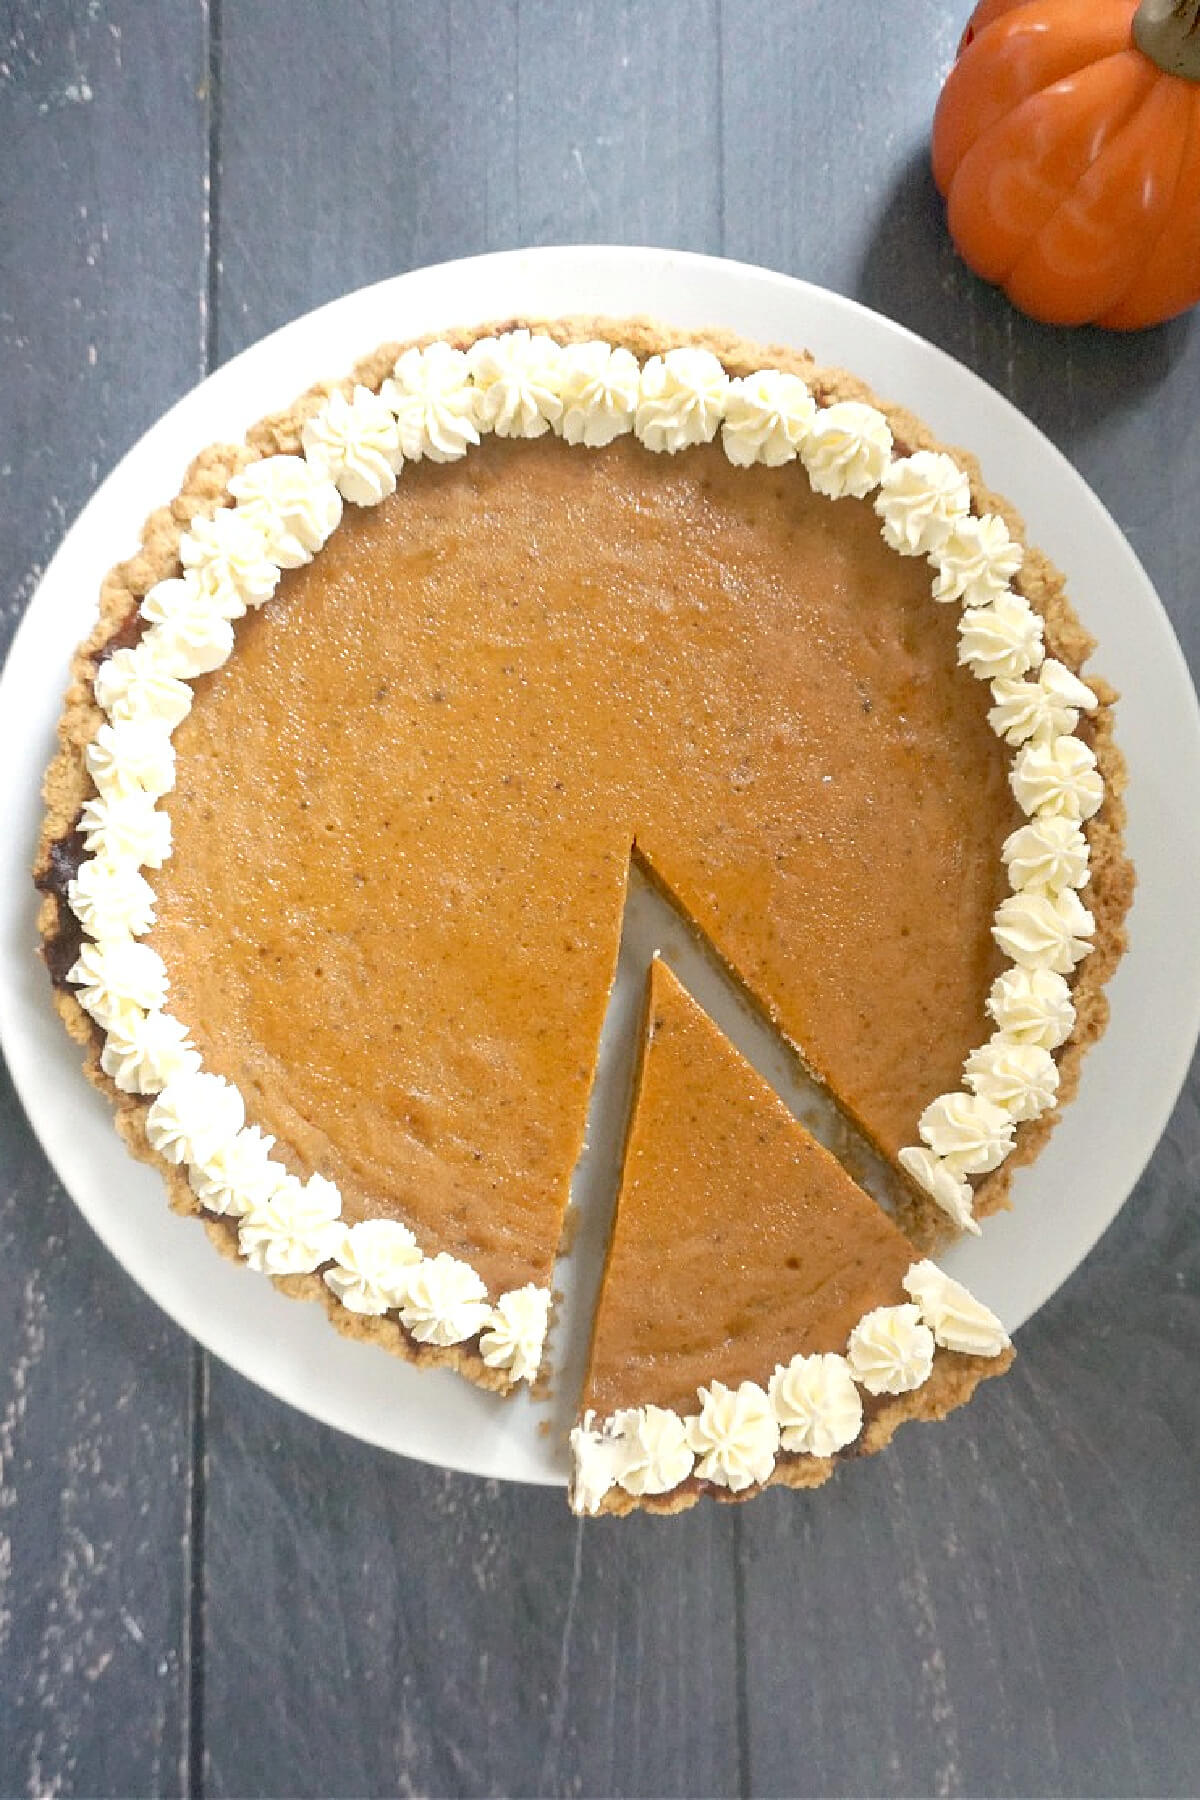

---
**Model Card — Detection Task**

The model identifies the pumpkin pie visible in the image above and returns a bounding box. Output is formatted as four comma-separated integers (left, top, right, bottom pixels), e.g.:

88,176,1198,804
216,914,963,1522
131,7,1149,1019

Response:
34,316,1132,1485
570,958,1013,1515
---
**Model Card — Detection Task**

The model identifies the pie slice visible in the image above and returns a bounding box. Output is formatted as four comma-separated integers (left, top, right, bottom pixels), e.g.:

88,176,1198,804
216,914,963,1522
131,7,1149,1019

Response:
570,958,1013,1515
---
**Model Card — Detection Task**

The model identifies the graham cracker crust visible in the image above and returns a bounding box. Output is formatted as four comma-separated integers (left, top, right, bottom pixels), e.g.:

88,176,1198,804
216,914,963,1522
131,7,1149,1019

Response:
32,314,1134,1425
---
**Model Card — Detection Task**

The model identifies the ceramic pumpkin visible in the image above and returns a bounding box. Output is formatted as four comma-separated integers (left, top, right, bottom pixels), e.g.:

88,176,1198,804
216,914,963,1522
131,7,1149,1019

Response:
933,0,1200,328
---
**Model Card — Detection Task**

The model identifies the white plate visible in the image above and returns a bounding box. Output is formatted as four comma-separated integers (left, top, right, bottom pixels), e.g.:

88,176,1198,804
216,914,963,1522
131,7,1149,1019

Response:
2,246,1198,1487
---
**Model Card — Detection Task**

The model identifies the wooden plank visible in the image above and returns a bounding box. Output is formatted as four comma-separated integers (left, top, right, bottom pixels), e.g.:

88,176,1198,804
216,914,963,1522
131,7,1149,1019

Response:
721,6,1200,1795
202,8,737,1796
211,0,722,362
0,1075,193,1799
202,1380,742,1798
510,0,722,257
0,2,207,1794
210,0,523,360
720,1,960,295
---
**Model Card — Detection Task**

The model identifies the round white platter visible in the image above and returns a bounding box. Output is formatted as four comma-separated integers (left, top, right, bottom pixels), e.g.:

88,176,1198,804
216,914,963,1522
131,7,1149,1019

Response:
2,245,1198,1485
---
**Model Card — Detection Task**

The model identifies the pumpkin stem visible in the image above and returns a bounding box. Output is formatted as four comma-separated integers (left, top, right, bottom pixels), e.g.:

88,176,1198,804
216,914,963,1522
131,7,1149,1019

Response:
1134,0,1200,78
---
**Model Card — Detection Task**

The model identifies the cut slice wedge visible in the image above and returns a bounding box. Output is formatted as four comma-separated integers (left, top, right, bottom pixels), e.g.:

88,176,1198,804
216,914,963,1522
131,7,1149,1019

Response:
570,959,1014,1516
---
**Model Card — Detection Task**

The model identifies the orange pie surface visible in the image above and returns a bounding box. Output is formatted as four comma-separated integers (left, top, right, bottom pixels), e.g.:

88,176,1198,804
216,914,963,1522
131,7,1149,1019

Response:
148,430,1019,1300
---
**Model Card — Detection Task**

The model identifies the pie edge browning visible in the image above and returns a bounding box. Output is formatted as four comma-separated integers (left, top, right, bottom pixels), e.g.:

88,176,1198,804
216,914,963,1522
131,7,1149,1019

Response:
33,313,1134,1392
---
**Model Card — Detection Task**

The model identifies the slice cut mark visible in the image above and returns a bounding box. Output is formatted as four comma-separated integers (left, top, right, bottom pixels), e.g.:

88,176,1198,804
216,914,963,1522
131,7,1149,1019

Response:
540,854,904,1446
631,848,903,1213
569,957,1013,1515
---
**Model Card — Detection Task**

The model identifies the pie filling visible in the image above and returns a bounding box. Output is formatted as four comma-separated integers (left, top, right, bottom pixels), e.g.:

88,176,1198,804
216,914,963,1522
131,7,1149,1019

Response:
147,432,1015,1299
34,324,1130,1490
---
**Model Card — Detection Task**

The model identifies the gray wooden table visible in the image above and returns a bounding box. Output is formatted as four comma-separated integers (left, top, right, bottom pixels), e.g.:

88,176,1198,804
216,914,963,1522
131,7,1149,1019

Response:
3,4,1199,1796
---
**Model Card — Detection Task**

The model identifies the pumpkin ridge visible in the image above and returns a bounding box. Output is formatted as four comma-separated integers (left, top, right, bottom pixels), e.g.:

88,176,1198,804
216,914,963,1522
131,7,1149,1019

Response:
1099,80,1196,318
1098,89,1200,323
1006,74,1194,321
946,50,1159,285
933,1,1140,193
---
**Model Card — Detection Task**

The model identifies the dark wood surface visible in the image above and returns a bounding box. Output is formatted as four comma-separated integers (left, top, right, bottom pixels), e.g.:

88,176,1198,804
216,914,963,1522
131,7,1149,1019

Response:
2,4,1198,1795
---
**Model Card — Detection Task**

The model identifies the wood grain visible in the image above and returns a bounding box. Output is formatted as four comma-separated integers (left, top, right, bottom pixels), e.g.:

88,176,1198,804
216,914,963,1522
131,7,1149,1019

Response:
2,2,1198,1796
0,3,208,1790
202,8,738,1796
201,1383,742,1798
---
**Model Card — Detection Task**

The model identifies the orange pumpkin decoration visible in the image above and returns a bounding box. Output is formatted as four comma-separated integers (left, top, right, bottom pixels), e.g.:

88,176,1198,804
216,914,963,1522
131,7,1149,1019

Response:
932,0,1200,328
